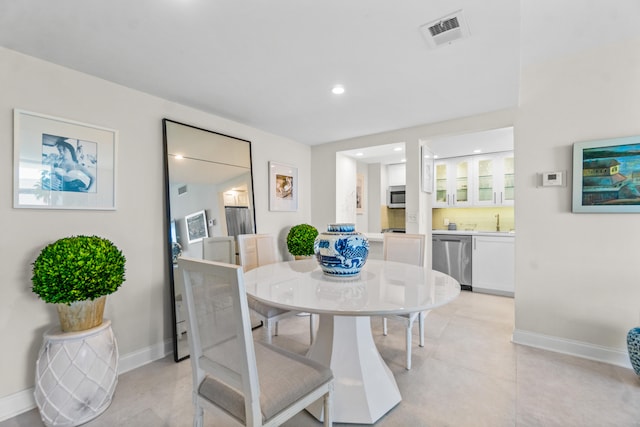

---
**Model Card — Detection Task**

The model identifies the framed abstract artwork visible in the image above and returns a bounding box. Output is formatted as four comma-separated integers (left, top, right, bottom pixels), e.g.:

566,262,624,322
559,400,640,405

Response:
572,135,640,213
13,109,117,210
269,161,298,211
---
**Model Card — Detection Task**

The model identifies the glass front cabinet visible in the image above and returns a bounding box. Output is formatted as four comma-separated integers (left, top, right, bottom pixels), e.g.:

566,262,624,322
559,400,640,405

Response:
434,151,514,208
434,157,473,207
473,151,514,206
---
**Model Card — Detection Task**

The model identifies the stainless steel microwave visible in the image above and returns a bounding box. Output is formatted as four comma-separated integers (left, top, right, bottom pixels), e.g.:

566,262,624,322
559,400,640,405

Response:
386,185,406,208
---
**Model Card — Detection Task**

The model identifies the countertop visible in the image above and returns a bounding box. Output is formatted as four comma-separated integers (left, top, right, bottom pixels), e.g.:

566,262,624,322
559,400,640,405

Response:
432,230,515,237
364,231,515,240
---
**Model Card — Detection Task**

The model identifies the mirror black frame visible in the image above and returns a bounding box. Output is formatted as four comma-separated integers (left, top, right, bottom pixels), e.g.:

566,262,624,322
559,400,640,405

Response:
162,118,256,362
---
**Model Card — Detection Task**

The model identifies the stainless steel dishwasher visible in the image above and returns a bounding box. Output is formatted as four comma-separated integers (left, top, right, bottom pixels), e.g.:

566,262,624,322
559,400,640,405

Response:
432,234,472,290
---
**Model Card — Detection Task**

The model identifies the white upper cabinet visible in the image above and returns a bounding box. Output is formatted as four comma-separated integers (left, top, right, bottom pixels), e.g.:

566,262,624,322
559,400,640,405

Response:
434,157,473,207
387,163,406,186
473,151,514,206
434,151,514,208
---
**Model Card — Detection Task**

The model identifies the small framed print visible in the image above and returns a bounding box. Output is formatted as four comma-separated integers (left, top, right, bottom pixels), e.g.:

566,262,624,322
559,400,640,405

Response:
185,210,209,244
269,161,298,211
13,109,117,210
356,173,365,214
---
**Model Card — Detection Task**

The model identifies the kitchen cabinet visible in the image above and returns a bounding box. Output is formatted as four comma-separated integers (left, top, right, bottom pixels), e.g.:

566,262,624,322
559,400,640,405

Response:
434,157,473,207
473,151,514,206
223,191,249,206
434,151,513,208
387,163,406,186
471,234,514,296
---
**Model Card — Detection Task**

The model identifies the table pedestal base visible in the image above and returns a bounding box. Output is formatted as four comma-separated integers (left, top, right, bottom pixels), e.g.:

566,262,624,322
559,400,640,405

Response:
306,315,401,424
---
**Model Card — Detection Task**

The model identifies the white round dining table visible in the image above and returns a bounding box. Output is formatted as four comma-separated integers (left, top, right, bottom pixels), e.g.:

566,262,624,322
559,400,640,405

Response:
244,258,460,424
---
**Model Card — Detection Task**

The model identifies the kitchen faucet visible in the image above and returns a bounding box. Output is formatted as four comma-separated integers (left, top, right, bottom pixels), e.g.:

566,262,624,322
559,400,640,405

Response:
495,213,500,232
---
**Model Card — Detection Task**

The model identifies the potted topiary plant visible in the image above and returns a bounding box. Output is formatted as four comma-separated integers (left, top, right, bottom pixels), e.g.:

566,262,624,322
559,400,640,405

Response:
31,235,126,332
286,224,319,260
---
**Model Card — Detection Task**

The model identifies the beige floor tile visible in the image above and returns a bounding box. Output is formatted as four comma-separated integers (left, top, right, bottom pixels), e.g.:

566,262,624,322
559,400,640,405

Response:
4,291,640,427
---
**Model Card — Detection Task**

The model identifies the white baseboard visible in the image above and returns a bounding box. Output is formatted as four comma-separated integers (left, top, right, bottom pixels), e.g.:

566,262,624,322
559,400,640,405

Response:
0,339,173,422
512,328,632,369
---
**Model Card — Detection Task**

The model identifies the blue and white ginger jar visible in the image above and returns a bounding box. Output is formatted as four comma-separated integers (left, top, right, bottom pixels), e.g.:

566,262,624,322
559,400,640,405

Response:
314,223,369,276
627,327,640,376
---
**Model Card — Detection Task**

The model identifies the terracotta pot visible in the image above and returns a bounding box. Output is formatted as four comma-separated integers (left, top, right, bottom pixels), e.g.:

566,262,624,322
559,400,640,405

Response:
56,296,106,332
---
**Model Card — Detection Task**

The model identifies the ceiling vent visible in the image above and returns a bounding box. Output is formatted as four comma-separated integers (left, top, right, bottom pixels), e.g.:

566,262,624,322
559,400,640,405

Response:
178,185,188,195
419,10,470,49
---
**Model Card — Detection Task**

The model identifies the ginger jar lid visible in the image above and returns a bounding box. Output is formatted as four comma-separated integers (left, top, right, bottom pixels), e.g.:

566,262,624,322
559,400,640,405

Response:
327,223,355,233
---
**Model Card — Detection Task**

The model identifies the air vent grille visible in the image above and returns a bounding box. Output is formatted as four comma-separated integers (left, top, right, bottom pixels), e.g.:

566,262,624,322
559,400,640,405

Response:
178,185,188,195
420,10,470,49
428,17,459,37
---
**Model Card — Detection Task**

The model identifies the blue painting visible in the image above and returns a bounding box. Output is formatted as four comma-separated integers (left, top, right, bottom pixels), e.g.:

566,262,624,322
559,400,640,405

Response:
573,136,640,213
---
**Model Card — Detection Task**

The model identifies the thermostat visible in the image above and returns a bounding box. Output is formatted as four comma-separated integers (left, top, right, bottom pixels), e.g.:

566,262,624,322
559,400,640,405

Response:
542,171,564,187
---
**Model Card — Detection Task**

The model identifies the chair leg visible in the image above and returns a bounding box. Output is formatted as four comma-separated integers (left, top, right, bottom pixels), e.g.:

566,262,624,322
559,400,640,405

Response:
405,323,412,370
419,311,425,347
323,389,333,427
264,320,273,344
310,314,316,345
382,317,388,336
193,404,204,427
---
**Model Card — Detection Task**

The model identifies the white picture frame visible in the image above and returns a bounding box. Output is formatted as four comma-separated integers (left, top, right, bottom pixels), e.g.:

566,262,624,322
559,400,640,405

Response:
421,145,434,194
572,135,640,213
185,210,209,244
356,173,365,214
13,109,117,210
269,161,298,211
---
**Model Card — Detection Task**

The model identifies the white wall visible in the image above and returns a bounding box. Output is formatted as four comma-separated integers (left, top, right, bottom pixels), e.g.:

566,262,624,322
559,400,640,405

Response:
512,38,640,365
0,47,311,416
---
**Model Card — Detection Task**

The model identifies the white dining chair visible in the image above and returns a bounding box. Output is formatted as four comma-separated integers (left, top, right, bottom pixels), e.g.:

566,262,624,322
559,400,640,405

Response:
202,236,236,264
237,233,315,344
381,232,427,370
178,257,333,427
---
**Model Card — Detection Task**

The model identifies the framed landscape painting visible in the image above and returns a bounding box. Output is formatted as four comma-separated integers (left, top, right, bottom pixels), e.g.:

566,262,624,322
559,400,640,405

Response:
572,135,640,213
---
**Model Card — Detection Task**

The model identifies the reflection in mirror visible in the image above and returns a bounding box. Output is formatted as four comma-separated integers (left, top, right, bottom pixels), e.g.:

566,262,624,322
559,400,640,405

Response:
162,119,256,361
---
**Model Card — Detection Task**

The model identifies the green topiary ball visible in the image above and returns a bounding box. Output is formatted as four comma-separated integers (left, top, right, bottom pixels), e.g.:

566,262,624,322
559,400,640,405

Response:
31,235,126,305
286,224,319,256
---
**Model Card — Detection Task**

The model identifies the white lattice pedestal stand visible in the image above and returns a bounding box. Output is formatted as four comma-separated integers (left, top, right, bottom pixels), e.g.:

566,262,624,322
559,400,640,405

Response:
34,319,118,427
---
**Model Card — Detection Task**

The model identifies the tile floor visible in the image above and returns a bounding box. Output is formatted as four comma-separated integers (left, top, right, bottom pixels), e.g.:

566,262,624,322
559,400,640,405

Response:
3,291,640,427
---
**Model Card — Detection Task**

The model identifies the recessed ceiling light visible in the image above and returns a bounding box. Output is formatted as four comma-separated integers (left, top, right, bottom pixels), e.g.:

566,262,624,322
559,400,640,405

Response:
355,152,364,156
401,158,407,162
473,149,482,153
393,147,403,152
332,85,345,95
175,154,184,160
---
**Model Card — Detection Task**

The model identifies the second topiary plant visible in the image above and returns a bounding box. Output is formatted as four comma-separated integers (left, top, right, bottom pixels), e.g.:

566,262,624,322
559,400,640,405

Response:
286,224,319,259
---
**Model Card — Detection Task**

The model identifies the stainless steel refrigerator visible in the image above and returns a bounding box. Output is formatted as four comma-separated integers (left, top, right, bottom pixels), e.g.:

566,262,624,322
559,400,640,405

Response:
225,206,254,237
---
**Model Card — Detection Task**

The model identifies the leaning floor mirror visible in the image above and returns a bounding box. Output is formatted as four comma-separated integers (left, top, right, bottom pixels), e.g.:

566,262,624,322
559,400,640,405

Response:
163,119,256,361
